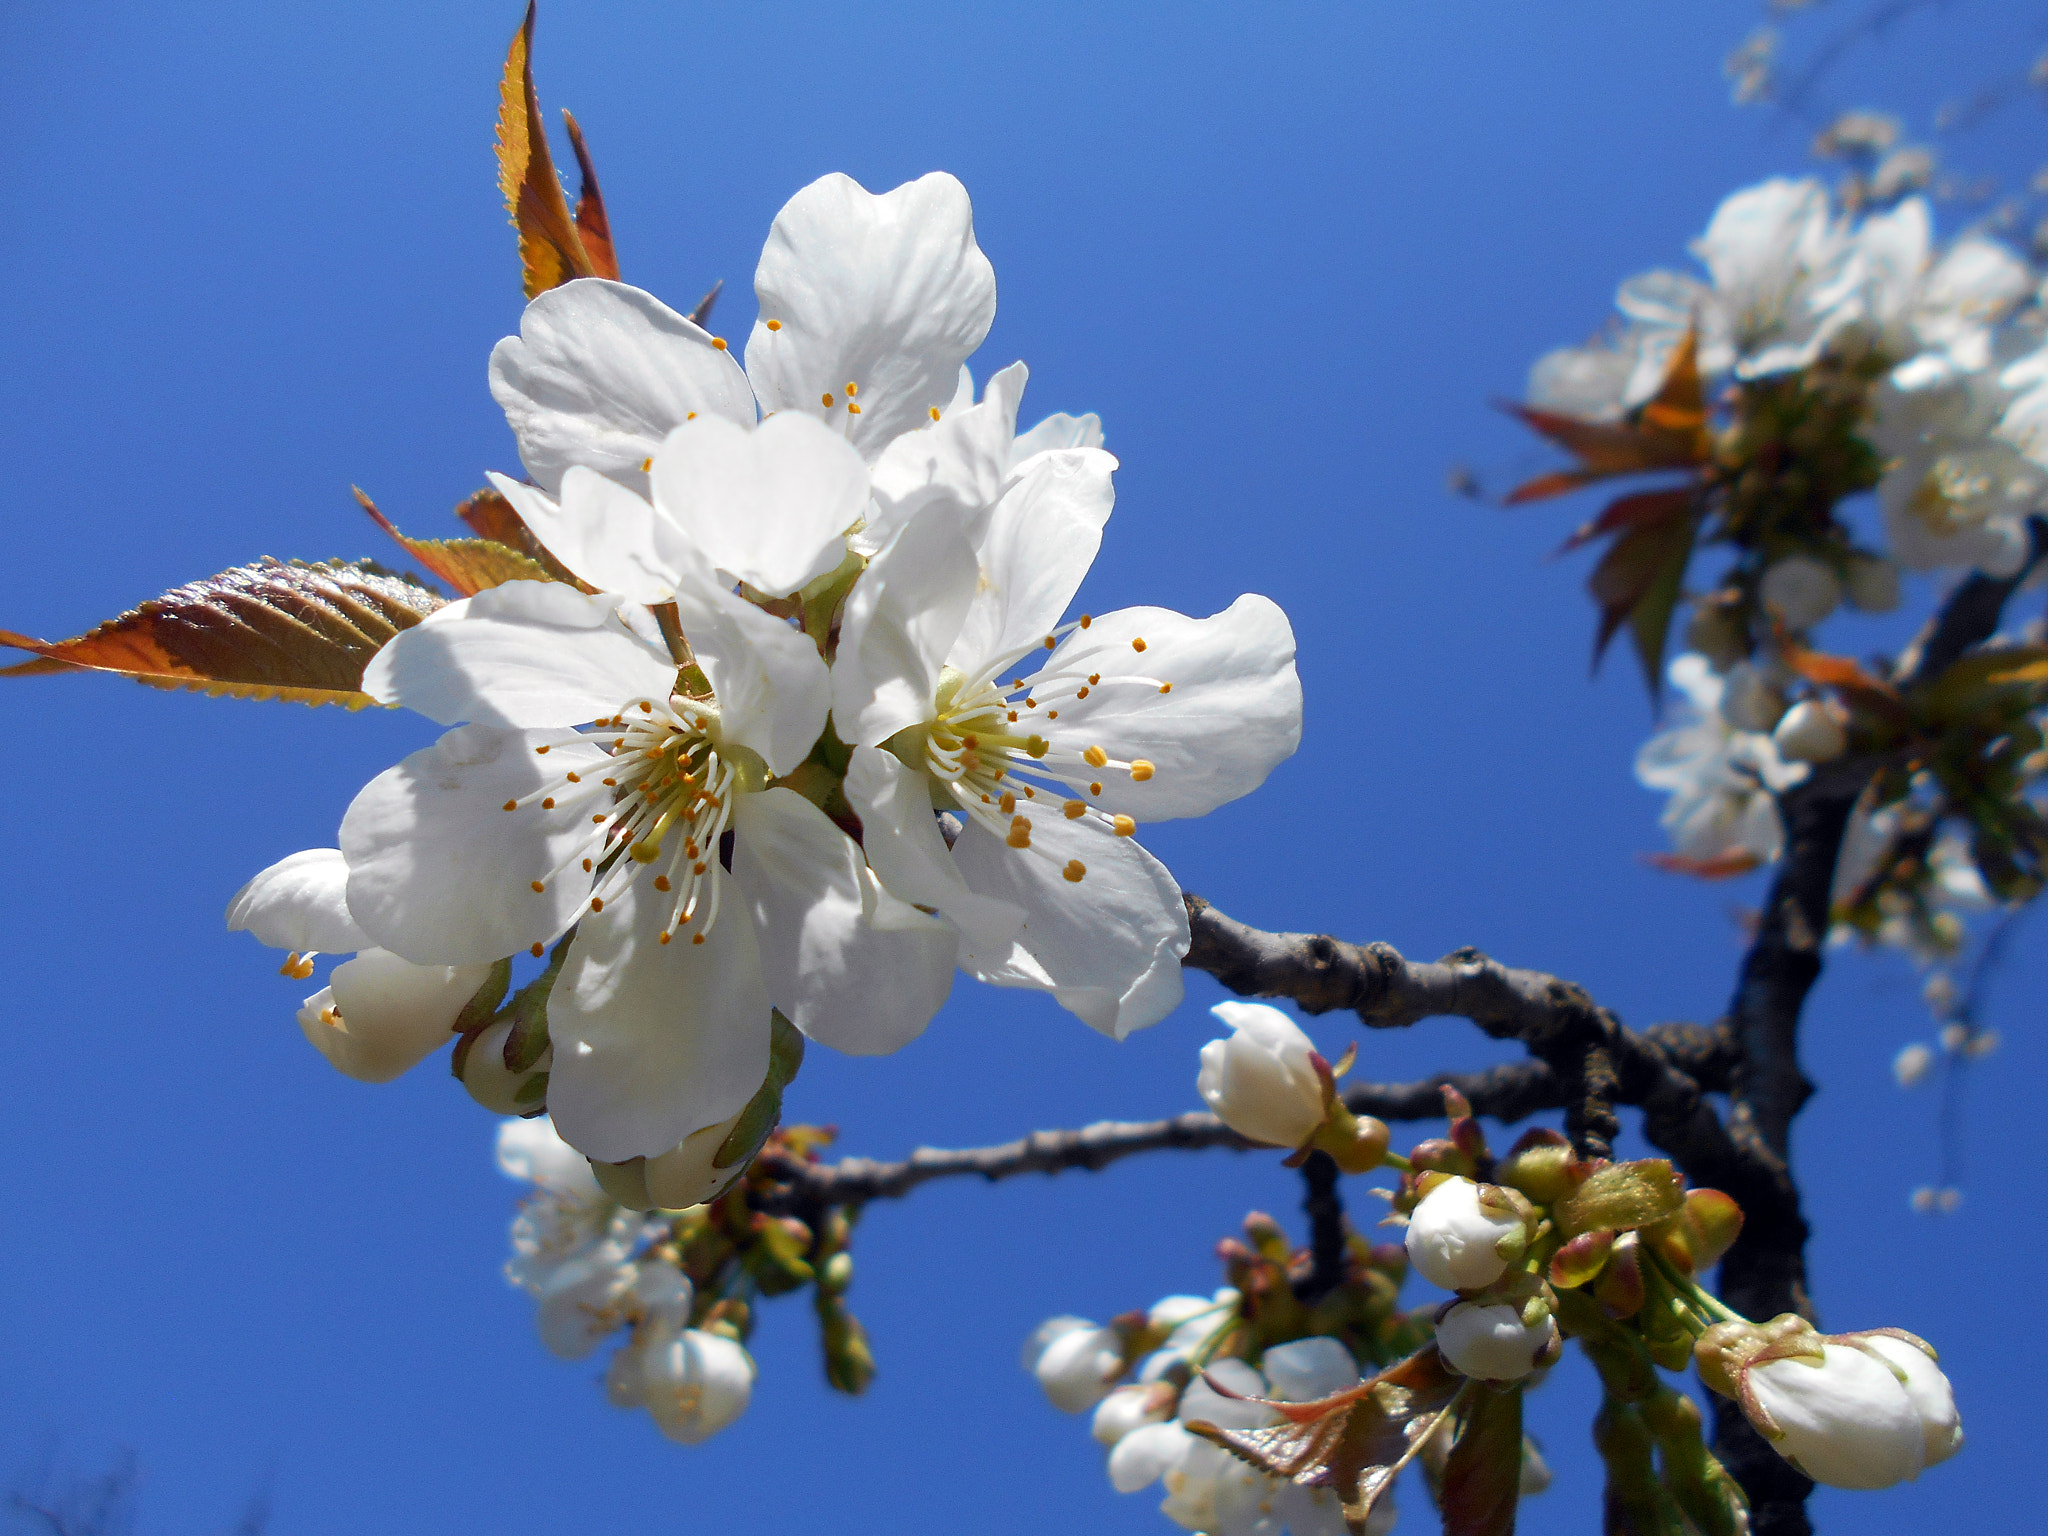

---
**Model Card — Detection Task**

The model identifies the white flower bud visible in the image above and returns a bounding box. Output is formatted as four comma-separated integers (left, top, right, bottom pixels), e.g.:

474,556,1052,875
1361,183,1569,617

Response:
461,1018,551,1114
1405,1176,1527,1292
1436,1301,1558,1382
590,1106,751,1212
1772,700,1847,763
294,949,492,1083
1259,1336,1360,1403
639,1328,755,1444
1721,660,1787,733
1747,1344,1927,1488
1023,1317,1123,1413
1760,555,1843,631
1858,1335,1962,1468
1092,1382,1176,1447
1196,1001,1328,1149
1892,1043,1934,1088
1845,554,1903,613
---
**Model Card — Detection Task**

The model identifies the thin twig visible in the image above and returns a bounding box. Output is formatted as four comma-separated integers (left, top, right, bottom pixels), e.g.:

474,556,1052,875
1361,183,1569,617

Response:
1294,1153,1347,1305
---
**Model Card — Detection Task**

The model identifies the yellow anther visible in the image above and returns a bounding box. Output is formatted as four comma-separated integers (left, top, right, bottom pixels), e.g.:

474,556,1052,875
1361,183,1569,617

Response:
582,858,594,872
659,932,673,945
639,701,654,713
281,953,316,981
531,880,546,893
1026,735,1050,758
1159,683,1172,694
541,797,556,810
929,406,941,421
687,411,697,420
693,862,709,876
1130,760,1156,782
502,799,518,812
691,932,706,945
1006,822,1032,850
766,318,782,331
602,779,617,788
1079,614,1092,628
845,381,858,395
654,875,671,892
1024,697,1037,708
641,457,653,472
1063,860,1086,883
1088,673,1101,685
1000,792,1017,814
530,942,545,957
1112,815,1136,837
1083,745,1109,768
535,744,550,755
980,793,992,804
1063,799,1087,819
847,402,861,415
565,772,581,783
590,897,605,913
1044,635,1056,650
1132,637,1147,652
1076,687,1089,699
822,392,834,407
1089,781,1103,796
1007,710,1018,722
593,814,608,824
712,337,728,350
1047,710,1059,720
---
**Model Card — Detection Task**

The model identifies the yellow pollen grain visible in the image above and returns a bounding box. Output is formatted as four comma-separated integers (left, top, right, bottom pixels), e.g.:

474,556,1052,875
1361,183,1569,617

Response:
503,799,518,812
1089,781,1103,796
1000,792,1016,814
1063,799,1086,819
1130,760,1156,782
929,406,941,420
530,942,545,957
1063,860,1086,883
692,932,706,945
766,318,782,331
1113,815,1136,837
712,337,728,350
591,898,605,913
531,881,545,893
1083,745,1108,768
847,402,861,415
541,797,556,809
822,392,834,407
1132,637,1147,652
654,875,671,892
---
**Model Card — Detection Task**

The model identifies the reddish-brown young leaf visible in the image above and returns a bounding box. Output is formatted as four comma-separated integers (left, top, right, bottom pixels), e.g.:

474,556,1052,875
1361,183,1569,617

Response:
1441,1383,1524,1536
454,486,587,587
561,109,619,280
1588,513,1695,686
1505,332,1711,505
355,488,560,596
497,2,595,298
1640,850,1766,880
0,559,446,708
1190,1346,1465,1534
1555,488,1696,557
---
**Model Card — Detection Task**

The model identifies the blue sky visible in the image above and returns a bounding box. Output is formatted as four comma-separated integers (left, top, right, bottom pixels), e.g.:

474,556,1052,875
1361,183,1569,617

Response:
1,2,2044,1532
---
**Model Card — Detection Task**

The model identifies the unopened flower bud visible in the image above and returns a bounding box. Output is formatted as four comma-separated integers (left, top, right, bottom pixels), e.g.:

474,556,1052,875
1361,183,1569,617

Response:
460,1018,551,1113
1436,1301,1559,1381
1197,1001,1328,1149
1497,1128,1577,1205
1722,660,1787,733
1760,555,1843,631
1772,700,1847,762
1845,553,1902,613
1092,1382,1176,1446
640,1327,756,1444
295,949,494,1083
1746,1344,1928,1489
591,1104,752,1212
1853,1333,1962,1468
1023,1316,1124,1413
1405,1176,1532,1292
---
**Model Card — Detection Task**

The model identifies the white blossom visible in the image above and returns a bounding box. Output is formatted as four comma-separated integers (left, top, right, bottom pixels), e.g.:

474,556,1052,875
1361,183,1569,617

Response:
1638,655,1808,865
1772,700,1848,763
1745,1343,1929,1489
1196,1001,1328,1148
834,450,1301,1040
1405,1176,1527,1292
1092,1382,1177,1447
1856,1334,1963,1468
1024,1316,1124,1413
1759,556,1843,632
639,1326,756,1444
1872,362,2043,578
1892,1043,1935,1088
1436,1301,1558,1382
1847,198,2032,370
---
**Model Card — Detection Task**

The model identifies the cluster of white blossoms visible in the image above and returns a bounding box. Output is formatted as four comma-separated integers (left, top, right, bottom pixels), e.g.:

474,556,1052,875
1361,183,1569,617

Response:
1024,1301,1385,1536
495,1116,756,1443
1403,1176,1561,1384
227,170,1303,1170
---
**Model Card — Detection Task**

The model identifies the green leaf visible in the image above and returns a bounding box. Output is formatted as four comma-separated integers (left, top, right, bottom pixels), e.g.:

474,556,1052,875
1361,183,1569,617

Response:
0,558,446,708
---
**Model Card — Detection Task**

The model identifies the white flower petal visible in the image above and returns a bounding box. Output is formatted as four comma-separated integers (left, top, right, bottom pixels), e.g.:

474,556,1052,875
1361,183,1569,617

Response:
648,412,868,597
488,278,755,497
545,872,772,1163
864,360,1029,549
842,745,1025,948
746,172,996,461
364,582,679,729
730,788,954,1055
947,448,1116,676
1109,1421,1195,1494
1010,408,1104,465
1038,595,1301,821
952,814,1187,1039
310,947,493,1082
667,572,831,777
496,1115,605,1198
487,470,682,604
832,508,980,747
226,848,370,954
339,724,608,964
